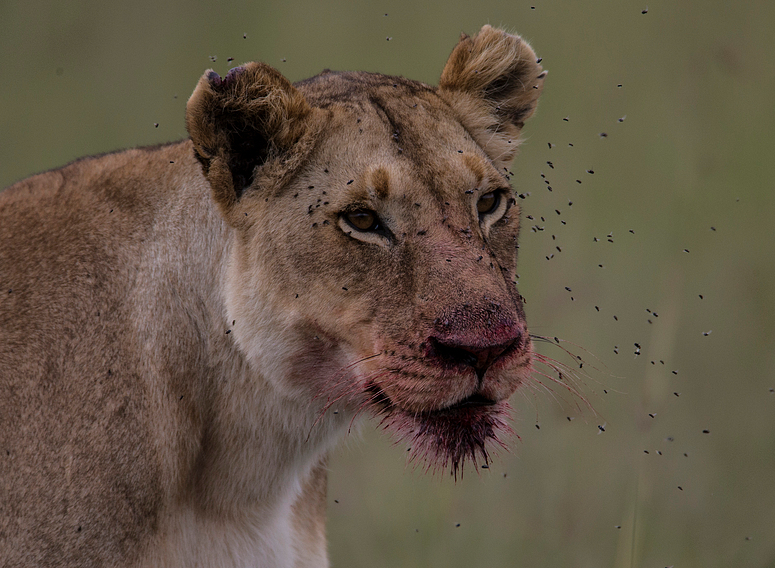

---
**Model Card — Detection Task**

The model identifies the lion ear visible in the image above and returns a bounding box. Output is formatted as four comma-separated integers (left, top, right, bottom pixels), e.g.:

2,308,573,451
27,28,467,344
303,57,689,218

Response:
186,62,312,216
438,25,546,171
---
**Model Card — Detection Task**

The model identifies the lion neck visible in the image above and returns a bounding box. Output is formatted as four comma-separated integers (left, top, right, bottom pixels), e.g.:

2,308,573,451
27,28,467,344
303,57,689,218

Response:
140,143,347,521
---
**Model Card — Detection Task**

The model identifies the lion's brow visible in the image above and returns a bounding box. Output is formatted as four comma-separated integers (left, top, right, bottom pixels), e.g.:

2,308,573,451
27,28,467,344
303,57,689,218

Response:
370,167,390,200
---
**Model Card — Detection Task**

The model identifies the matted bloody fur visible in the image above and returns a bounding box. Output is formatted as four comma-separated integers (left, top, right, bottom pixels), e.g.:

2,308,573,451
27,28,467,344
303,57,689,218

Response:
0,26,545,567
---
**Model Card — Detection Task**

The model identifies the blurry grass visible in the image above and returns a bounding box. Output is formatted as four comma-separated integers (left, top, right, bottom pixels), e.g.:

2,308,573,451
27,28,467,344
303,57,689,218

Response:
2,0,775,566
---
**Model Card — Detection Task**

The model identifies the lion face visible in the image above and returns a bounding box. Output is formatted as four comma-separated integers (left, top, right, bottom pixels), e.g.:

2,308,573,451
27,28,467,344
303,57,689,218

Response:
186,26,545,475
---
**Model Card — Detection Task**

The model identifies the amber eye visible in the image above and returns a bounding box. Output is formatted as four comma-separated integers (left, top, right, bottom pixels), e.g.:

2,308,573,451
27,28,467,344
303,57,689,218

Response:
345,210,379,232
477,191,500,216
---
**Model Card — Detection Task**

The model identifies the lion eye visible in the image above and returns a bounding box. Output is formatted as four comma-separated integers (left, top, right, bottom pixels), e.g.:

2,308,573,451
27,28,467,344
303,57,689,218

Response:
477,191,500,216
345,210,379,232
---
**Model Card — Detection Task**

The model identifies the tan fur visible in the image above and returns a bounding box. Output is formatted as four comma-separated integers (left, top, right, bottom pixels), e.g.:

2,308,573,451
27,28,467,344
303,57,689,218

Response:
0,26,543,566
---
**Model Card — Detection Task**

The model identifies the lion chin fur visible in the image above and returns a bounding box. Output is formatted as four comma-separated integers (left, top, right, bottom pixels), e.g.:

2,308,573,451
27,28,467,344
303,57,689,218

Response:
0,25,544,567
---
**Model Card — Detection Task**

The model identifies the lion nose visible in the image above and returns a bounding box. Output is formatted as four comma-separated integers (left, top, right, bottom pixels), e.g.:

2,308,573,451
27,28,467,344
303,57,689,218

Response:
430,330,523,377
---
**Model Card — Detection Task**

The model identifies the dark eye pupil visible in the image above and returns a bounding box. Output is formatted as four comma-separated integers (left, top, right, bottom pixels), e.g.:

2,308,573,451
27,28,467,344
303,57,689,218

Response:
347,210,377,231
477,192,498,215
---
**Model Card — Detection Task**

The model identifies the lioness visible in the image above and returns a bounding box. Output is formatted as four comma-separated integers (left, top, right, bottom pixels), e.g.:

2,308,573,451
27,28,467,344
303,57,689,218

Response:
0,25,544,567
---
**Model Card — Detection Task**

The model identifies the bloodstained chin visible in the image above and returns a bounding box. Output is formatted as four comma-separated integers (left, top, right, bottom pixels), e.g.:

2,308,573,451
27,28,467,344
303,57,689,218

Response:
377,401,514,478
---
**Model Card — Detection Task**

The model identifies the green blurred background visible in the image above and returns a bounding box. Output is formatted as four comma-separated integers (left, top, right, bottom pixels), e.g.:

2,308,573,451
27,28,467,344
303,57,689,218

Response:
2,1,774,566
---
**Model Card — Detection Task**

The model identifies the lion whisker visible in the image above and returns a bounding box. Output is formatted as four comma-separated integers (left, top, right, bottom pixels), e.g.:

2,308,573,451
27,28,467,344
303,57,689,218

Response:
529,361,594,414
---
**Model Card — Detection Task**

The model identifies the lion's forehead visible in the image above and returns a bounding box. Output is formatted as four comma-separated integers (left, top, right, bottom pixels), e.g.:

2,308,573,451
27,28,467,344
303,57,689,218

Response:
296,74,505,207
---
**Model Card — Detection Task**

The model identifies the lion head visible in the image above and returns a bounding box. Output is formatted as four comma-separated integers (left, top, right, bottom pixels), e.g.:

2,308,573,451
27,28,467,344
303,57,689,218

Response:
186,25,546,476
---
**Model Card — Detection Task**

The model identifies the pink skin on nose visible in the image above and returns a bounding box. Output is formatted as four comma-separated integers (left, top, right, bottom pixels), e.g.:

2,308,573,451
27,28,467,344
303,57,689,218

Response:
428,309,526,377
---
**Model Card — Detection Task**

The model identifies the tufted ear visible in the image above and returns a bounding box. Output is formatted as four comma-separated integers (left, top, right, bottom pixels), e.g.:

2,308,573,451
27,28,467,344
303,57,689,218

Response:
438,25,546,171
186,62,312,216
